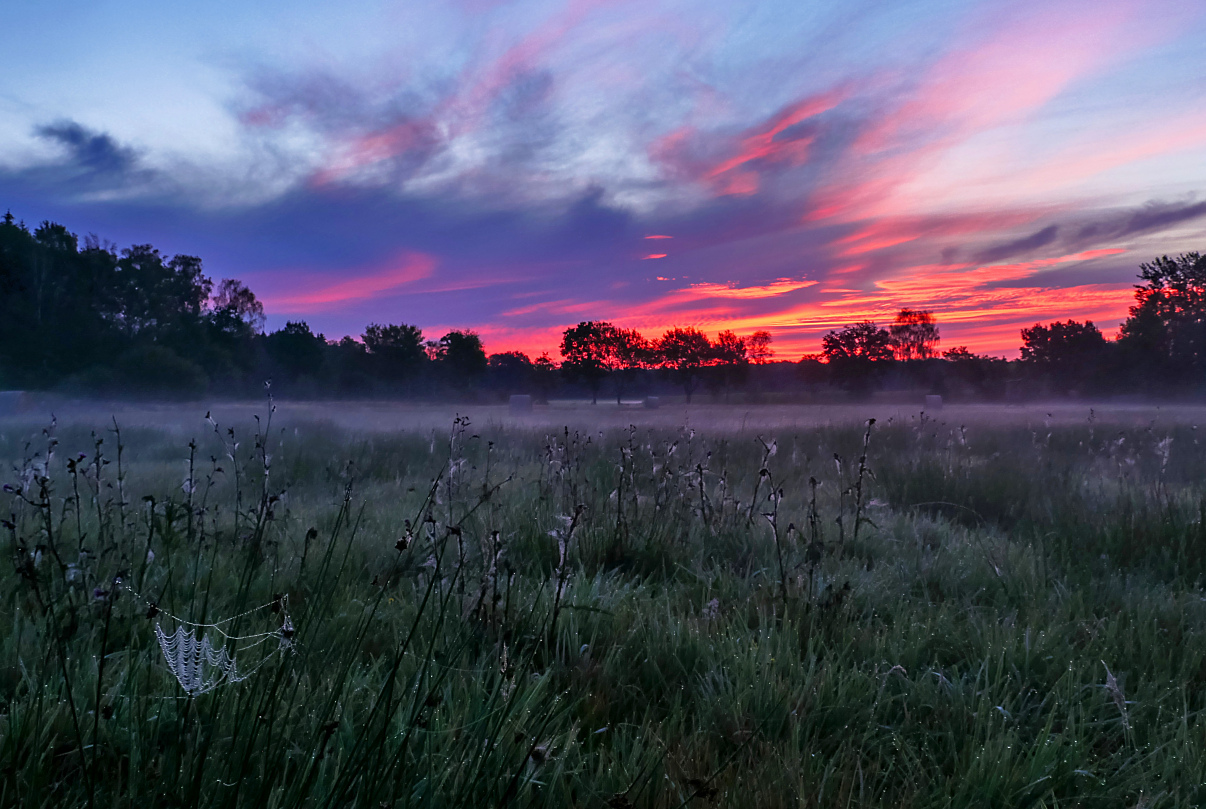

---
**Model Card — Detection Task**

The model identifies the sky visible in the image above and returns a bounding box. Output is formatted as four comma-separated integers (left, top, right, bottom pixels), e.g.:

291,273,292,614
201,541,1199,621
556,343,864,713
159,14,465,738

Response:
2,0,1205,359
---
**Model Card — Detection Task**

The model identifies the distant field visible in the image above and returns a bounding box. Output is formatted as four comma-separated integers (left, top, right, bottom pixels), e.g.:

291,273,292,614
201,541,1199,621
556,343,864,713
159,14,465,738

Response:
3,399,1206,807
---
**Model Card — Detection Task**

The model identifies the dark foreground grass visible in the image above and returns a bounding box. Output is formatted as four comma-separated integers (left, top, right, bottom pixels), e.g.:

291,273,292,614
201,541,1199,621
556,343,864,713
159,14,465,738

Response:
2,404,1206,807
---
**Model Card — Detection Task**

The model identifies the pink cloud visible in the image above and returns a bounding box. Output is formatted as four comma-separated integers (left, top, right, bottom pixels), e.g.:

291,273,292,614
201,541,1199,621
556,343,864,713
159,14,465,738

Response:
872,249,1128,298
855,9,1135,156
807,0,1181,224
501,298,600,318
650,90,844,197
312,120,438,185
257,252,437,312
987,111,1206,200
705,92,841,180
685,279,818,299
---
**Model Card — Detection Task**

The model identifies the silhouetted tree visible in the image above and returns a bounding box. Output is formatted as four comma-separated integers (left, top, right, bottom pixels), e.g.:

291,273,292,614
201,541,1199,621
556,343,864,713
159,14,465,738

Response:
212,278,266,332
192,279,264,382
0,214,268,392
822,322,893,363
532,352,558,403
657,327,712,403
942,346,1009,399
560,321,616,404
797,354,828,386
713,330,747,364
265,321,326,382
438,331,488,383
942,346,975,361
708,330,749,399
822,322,893,395
1020,320,1105,364
1020,320,1107,394
610,327,651,404
488,351,532,371
363,323,426,380
1118,252,1206,385
889,309,940,361
488,351,533,394
1,220,113,381
113,247,212,339
747,330,774,364
327,336,373,395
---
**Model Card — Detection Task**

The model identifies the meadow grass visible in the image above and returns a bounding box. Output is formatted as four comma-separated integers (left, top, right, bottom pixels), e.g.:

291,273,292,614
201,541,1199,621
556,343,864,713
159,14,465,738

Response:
2,402,1206,807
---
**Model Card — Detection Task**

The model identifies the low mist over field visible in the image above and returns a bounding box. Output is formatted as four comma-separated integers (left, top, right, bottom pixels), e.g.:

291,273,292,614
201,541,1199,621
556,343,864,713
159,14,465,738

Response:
7,397,1206,437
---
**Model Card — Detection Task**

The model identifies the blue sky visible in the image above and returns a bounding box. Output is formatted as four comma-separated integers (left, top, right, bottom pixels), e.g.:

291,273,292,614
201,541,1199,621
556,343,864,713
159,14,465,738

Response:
2,0,1205,356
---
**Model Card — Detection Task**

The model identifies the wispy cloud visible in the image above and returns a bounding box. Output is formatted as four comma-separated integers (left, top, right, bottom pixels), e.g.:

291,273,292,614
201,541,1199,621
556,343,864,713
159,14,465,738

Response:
973,225,1061,264
254,252,437,312
685,279,818,299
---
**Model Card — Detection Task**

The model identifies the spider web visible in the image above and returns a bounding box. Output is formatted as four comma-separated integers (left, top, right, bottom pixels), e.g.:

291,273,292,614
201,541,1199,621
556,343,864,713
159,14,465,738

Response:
128,586,294,696
155,624,245,695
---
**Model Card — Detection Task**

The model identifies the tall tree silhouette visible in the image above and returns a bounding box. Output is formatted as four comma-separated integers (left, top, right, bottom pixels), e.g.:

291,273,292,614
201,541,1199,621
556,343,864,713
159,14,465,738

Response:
657,327,712,403
746,330,774,364
560,321,616,404
212,278,266,332
889,309,940,361
709,330,749,399
1020,320,1108,393
363,323,426,380
822,322,893,395
610,327,651,404
437,331,488,383
1119,252,1206,384
265,321,326,382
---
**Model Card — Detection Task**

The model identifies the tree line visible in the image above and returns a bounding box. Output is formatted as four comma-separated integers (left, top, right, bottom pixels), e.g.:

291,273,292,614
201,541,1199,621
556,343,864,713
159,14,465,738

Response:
1,210,1203,400
810,252,1206,398
0,211,775,400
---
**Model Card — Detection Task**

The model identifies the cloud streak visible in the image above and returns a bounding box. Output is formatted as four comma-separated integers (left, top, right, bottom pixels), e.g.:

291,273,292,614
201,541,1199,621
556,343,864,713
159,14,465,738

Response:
253,252,438,312
974,225,1061,264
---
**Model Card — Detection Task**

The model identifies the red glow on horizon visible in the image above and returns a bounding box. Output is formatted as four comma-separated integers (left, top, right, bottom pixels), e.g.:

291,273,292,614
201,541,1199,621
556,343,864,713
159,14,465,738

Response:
462,281,1135,363
643,253,668,259
465,247,1139,360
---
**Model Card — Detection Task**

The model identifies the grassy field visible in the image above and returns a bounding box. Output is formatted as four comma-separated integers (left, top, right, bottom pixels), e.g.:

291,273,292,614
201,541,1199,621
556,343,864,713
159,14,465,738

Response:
3,399,1206,807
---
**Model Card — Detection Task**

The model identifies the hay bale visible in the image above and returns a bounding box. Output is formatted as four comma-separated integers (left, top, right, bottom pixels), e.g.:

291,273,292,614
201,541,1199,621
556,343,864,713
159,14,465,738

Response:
643,396,660,410
924,394,943,411
509,394,533,413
